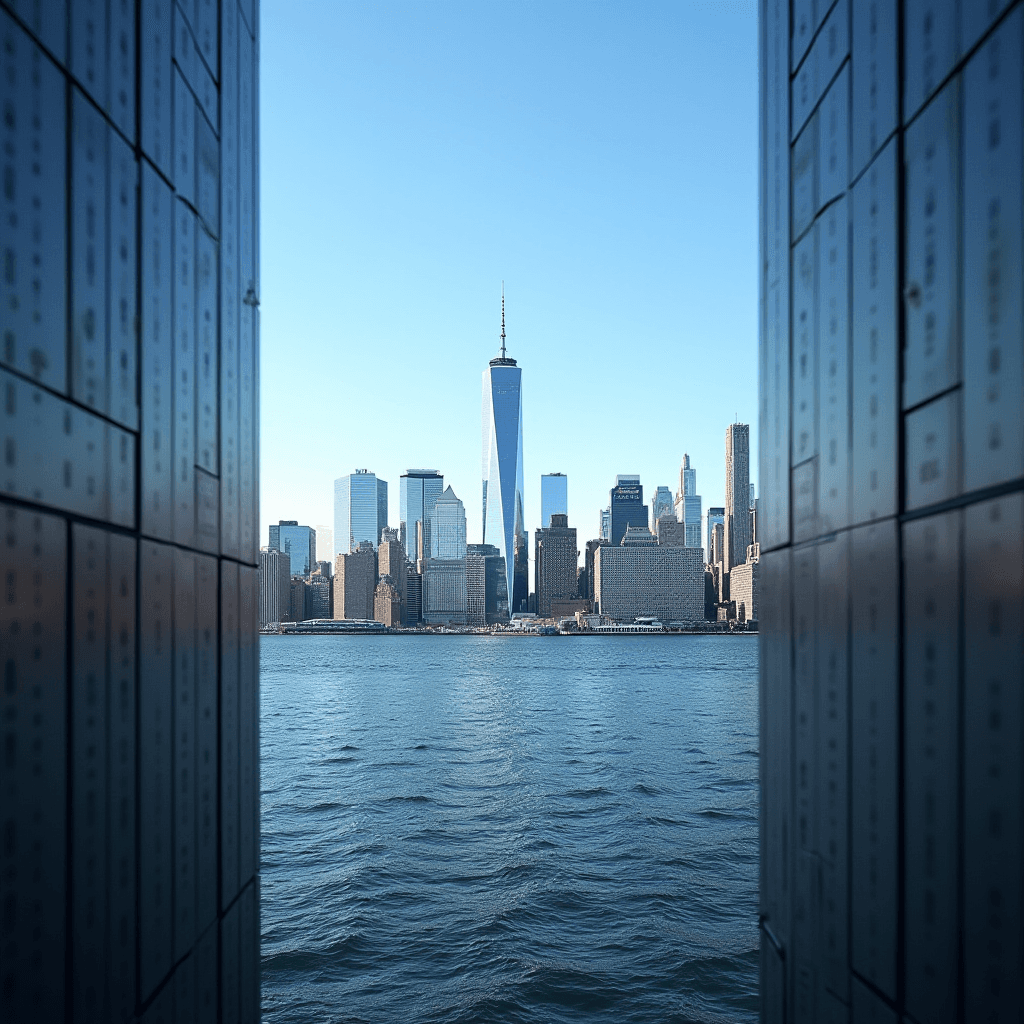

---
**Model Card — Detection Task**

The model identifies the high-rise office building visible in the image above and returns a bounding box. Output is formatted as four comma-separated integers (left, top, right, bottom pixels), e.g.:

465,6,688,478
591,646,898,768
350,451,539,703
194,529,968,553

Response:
333,543,377,621
651,485,674,524
334,469,388,554
430,486,468,559
315,524,334,564
467,543,509,623
534,513,578,617
422,558,468,625
306,576,332,620
706,507,725,560
481,292,526,613
378,527,407,623
259,547,292,627
399,469,444,561
609,475,647,546
674,454,703,549
268,520,316,577
759,5,1024,1022
540,473,568,529
0,5,260,1018
373,576,401,627
599,507,611,542
724,424,750,570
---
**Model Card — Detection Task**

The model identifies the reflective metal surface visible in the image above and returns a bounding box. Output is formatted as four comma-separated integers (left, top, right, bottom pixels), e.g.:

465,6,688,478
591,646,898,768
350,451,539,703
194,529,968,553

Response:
851,0,897,179
904,0,958,121
140,0,172,177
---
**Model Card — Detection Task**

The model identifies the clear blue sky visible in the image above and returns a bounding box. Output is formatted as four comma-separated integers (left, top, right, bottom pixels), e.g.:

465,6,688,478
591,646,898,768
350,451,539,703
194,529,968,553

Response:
259,1,759,560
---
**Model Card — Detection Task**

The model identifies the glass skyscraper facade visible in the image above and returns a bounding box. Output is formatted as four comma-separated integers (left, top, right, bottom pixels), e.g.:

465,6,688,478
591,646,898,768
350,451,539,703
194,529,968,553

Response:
268,520,316,577
540,473,568,529
0,2,261,1017
706,507,725,562
399,469,444,561
334,469,388,554
481,312,525,613
650,485,674,524
674,454,703,550
759,3,1024,1021
609,475,647,547
430,486,467,559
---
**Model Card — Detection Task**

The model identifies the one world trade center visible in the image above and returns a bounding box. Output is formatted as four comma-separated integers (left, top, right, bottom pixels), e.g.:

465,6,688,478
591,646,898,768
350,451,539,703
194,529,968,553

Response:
482,292,527,613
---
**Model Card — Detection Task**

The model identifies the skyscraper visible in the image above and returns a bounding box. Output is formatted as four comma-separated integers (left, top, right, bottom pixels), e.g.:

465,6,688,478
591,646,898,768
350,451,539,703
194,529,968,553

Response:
481,290,525,612
599,507,611,542
335,469,388,553
724,424,750,569
430,486,468,559
674,454,703,549
259,547,292,627
609,475,647,546
268,520,316,577
651,485,674,524
399,469,444,561
534,513,578,616
706,507,725,561
334,544,377,621
540,473,568,529
315,524,334,564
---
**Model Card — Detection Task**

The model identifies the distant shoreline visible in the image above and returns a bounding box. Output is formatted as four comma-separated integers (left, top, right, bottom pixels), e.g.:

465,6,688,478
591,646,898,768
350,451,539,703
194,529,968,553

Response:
260,629,758,638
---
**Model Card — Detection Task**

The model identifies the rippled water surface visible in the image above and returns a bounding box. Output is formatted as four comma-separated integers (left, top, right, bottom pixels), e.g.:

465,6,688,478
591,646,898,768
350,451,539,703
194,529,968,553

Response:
260,635,759,1023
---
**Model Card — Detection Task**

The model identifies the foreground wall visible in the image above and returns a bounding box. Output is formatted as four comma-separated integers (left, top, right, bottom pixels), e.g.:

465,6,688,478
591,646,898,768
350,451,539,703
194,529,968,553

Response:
759,1,1023,1021
0,1,260,1019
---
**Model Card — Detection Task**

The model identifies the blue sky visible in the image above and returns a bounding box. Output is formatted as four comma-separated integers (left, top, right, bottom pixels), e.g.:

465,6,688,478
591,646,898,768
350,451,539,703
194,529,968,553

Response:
259,0,759,559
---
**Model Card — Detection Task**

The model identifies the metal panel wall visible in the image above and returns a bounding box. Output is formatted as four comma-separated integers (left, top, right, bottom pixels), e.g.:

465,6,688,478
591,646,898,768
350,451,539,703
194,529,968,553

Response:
759,3,1024,1021
0,2,261,1020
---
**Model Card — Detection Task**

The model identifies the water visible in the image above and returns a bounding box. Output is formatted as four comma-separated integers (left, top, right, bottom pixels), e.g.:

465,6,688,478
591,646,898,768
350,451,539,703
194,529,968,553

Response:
260,635,760,1023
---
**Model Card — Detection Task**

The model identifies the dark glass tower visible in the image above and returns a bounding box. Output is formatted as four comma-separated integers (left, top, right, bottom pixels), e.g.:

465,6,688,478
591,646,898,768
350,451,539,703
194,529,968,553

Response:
759,2,1024,1021
608,475,647,546
0,2,260,1019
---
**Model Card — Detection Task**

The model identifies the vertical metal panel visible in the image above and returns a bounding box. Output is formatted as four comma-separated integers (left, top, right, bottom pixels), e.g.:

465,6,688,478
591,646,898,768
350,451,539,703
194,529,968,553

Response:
821,989,851,1024
174,952,195,1024
220,559,240,907
238,566,257,884
792,36,818,139
903,511,960,1024
221,897,241,1024
792,459,818,544
962,0,1016,53
792,0,816,72
195,0,218,81
173,68,195,207
0,13,67,393
107,531,137,1024
139,540,174,1000
792,225,818,467
174,548,197,962
220,1,240,559
963,10,1024,492
818,65,849,208
904,390,961,511
761,936,786,1024
851,140,898,525
72,524,110,1024
71,0,107,108
195,467,220,552
238,24,256,564
194,923,219,1024
174,201,196,546
194,553,218,933
963,495,1023,1024
851,0,897,179
4,0,68,63
817,197,850,534
195,112,220,238
849,520,898,1001
141,0,174,178
793,0,851,143
108,0,136,141
0,504,66,1021
792,113,819,240
904,0,960,121
142,162,175,540
793,544,818,859
903,77,961,409
109,424,136,528
72,88,110,415
109,130,139,431
816,533,850,1002
239,881,257,1023
140,982,173,1024
792,852,822,1023
196,227,218,473
851,976,898,1024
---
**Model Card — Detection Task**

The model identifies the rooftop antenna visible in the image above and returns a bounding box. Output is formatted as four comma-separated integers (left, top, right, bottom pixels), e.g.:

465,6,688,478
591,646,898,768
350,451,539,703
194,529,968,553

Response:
500,282,506,359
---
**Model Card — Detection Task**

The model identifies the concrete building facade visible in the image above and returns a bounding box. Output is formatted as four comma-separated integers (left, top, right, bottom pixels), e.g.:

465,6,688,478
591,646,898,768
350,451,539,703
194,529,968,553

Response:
378,527,407,624
534,513,578,617
373,576,401,627
334,544,377,621
724,423,751,570
422,559,468,625
259,547,291,627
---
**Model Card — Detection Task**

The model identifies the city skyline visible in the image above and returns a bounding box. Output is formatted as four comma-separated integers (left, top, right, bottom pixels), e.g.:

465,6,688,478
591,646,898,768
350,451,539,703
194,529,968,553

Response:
258,3,759,552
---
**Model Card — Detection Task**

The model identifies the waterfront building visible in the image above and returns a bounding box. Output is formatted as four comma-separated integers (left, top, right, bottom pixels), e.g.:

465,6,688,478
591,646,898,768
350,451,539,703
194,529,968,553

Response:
609,475,647,546
706,507,725,560
673,454,703,549
335,469,388,553
422,558,468,625
724,423,751,570
430,486,468,559
400,469,444,561
315,524,334,563
306,575,332,620
373,576,402,627
378,527,407,623
655,514,687,547
405,567,423,626
651,486,674,524
482,293,526,614
581,538,609,602
465,552,486,627
259,547,292,626
333,542,377,620
540,473,568,529
534,513,578,617
467,543,509,623
288,577,308,623
593,526,704,623
728,555,758,625
268,520,316,577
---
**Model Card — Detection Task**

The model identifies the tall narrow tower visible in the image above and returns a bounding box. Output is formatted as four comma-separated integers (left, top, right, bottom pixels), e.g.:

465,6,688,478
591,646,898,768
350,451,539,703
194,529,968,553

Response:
482,288,526,612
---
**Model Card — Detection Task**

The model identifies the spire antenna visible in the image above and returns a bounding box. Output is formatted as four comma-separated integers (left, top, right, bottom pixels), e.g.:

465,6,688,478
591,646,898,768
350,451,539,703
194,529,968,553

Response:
500,282,506,358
